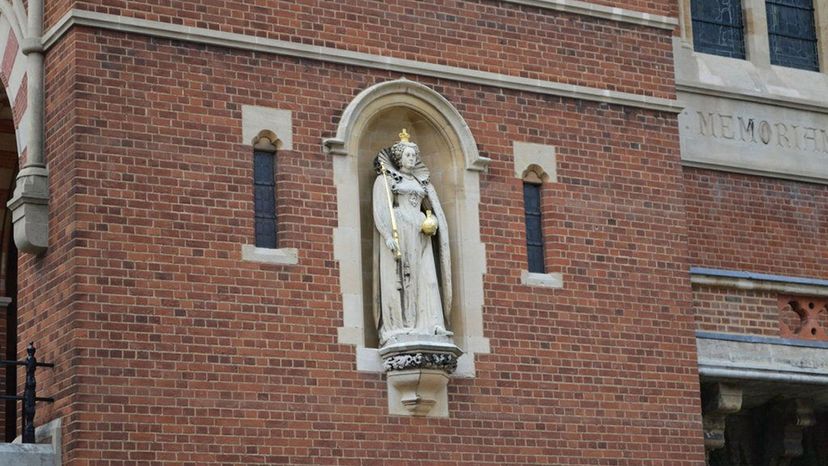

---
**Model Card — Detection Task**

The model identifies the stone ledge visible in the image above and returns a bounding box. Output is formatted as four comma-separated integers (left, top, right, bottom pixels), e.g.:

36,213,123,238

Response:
690,267,828,297
521,270,564,289
241,244,298,265
697,333,828,384
504,0,677,30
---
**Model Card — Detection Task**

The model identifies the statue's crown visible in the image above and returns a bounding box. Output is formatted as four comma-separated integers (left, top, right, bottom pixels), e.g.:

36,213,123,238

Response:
398,129,410,143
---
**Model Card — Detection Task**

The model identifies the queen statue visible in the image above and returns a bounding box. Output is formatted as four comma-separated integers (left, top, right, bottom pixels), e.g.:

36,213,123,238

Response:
372,130,453,347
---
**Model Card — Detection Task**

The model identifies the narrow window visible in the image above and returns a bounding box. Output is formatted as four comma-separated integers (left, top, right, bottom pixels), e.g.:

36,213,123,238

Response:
523,177,544,274
691,0,746,59
253,150,277,248
767,0,819,71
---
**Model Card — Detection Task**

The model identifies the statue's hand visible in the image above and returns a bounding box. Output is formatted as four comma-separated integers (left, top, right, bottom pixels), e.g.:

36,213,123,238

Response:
385,237,398,254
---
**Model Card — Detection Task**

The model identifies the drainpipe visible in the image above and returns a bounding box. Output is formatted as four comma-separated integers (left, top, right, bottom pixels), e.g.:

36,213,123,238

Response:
7,0,48,254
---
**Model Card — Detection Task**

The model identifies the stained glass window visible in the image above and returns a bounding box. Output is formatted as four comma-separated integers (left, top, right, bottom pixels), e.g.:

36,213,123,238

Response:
691,0,746,59
523,182,545,274
254,150,277,248
767,0,819,71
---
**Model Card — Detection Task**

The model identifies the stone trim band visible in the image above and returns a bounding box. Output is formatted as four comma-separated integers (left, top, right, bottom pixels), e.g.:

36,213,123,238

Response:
42,9,682,114
503,0,677,30
690,267,828,296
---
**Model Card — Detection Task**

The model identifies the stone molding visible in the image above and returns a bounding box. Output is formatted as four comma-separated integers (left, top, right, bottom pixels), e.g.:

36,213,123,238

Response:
502,0,677,30
241,106,292,150
520,270,564,289
240,245,298,266
697,332,828,384
513,141,557,183
690,267,828,297
42,9,682,114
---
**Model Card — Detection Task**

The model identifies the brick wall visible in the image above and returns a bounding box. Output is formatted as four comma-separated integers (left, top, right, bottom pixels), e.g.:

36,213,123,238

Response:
17,23,705,464
44,0,676,100
693,286,779,337
684,168,828,279
15,28,79,456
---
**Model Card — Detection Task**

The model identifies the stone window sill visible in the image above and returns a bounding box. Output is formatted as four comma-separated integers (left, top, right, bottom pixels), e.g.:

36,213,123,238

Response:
241,244,298,265
521,270,564,289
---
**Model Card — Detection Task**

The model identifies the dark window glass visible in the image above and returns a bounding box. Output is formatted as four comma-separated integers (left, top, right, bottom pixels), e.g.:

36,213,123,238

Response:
691,0,746,59
523,182,544,274
767,0,819,71
254,150,277,248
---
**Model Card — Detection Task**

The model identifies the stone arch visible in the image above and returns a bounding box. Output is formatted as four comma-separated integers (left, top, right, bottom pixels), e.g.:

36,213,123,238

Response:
324,79,490,377
0,5,27,438
0,9,31,161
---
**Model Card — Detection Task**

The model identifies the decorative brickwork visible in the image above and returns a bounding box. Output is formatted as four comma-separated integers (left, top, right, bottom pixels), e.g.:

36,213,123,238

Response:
779,296,828,341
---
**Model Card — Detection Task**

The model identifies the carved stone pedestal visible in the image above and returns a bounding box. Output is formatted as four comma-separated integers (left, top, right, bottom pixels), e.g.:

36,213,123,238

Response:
380,335,462,417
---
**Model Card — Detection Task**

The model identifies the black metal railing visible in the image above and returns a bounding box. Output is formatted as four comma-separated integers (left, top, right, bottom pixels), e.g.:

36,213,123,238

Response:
0,343,53,443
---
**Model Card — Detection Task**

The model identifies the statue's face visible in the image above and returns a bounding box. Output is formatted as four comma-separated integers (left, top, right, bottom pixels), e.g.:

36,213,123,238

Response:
400,147,417,170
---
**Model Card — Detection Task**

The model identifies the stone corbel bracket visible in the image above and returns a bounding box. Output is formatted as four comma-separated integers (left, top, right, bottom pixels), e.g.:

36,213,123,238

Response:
379,336,463,417
5,0,49,254
765,399,815,465
701,382,743,452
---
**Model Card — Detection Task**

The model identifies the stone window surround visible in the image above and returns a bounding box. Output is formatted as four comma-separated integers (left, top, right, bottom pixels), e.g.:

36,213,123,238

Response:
240,106,298,266
679,0,828,72
513,141,564,289
676,0,828,113
675,0,828,184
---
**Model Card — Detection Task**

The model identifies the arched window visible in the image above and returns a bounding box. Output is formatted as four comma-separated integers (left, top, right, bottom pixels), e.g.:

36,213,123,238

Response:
513,142,563,289
253,130,279,248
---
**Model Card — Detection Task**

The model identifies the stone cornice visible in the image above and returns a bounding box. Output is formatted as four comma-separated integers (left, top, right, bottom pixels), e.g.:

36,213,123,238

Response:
690,267,828,297
677,82,828,116
501,0,677,30
43,9,682,114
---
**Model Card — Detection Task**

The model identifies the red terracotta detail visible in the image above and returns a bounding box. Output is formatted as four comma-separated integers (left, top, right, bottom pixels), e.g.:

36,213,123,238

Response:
779,296,828,341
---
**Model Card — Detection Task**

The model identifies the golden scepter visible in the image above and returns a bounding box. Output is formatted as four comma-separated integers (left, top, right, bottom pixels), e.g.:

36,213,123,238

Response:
378,157,402,260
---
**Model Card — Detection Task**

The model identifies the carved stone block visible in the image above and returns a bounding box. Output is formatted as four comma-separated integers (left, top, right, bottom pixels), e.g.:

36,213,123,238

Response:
702,383,743,451
380,336,462,417
765,399,815,466
386,369,450,417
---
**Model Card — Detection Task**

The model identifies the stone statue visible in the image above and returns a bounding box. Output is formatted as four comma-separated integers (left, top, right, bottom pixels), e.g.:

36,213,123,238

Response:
372,129,452,347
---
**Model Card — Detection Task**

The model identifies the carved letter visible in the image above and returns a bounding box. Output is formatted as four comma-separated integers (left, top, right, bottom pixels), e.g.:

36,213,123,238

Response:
776,123,791,148
720,115,735,140
738,117,756,143
698,112,717,137
804,127,817,152
790,125,801,150
759,121,772,145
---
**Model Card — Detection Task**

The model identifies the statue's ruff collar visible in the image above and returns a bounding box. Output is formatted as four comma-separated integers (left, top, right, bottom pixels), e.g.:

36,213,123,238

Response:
374,147,431,185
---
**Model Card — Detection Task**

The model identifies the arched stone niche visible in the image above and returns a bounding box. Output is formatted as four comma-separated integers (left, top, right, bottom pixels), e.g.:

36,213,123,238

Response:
324,79,490,377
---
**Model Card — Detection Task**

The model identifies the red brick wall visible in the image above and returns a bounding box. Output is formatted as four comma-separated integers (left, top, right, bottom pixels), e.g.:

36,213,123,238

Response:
15,27,78,454
18,24,704,464
685,169,828,339
45,0,679,35
693,287,779,337
44,0,676,100
684,168,828,279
